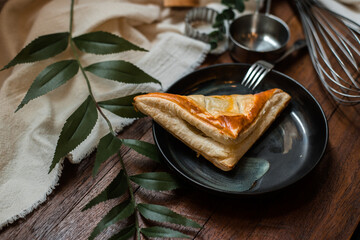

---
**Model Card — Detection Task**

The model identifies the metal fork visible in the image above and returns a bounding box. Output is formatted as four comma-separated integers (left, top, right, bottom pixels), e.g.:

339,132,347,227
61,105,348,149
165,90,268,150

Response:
241,39,307,89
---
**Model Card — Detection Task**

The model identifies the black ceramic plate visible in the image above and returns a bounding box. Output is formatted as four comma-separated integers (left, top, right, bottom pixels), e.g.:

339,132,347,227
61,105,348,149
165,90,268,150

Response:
153,63,328,195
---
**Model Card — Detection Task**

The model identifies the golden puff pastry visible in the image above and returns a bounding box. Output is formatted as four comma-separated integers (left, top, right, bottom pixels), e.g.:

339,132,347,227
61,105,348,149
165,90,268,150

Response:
133,89,291,171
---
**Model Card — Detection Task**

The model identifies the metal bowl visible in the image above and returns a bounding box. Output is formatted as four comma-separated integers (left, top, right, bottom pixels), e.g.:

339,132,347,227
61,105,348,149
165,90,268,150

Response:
229,13,290,63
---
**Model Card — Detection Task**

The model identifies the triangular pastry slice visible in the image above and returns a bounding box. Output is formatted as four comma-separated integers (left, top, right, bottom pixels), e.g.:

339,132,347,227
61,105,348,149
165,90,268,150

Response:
133,89,291,171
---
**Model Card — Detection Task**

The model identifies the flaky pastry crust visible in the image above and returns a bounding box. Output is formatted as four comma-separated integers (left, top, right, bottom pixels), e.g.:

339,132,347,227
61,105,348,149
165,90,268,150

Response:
133,89,291,171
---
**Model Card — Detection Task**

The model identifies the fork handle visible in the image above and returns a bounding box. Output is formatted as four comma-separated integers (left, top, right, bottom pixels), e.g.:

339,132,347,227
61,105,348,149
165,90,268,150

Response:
273,39,307,65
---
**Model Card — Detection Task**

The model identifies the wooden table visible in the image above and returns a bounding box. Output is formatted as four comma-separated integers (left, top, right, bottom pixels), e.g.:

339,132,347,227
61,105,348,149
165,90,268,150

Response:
1,0,360,239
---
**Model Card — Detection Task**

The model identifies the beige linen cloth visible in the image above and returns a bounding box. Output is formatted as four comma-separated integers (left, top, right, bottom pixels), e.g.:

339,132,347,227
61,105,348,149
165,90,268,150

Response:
0,0,213,230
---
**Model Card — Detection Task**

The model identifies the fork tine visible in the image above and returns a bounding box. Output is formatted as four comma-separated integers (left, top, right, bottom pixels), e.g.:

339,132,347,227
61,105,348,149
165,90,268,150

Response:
243,65,261,87
251,68,270,90
241,60,274,90
249,65,263,86
242,64,258,86
248,67,267,89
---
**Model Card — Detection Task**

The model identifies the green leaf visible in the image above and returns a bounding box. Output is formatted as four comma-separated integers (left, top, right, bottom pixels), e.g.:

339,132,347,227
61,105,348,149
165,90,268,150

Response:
73,31,147,54
16,60,79,112
129,172,181,191
84,60,161,85
83,170,128,211
212,20,224,29
89,200,135,240
140,226,191,239
92,133,122,176
108,225,136,240
209,30,223,42
138,203,201,228
1,32,69,70
222,8,235,20
49,96,98,172
235,0,245,12
234,157,270,191
98,93,145,119
215,13,225,23
122,139,160,163
209,41,218,50
221,0,235,7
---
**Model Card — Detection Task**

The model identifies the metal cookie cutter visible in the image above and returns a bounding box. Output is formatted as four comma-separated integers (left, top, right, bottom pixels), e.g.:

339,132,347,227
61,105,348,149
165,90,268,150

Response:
185,7,227,54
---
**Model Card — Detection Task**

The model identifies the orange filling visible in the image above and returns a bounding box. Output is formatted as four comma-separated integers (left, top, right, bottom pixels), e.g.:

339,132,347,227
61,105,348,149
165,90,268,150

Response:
140,89,276,138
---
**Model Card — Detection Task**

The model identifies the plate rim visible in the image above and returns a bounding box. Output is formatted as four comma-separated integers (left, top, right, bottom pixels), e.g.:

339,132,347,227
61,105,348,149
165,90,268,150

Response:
153,63,329,196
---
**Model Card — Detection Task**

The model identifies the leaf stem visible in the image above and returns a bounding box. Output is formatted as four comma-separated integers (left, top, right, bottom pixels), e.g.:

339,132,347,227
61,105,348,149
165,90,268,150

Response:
70,0,74,35
118,152,141,239
68,0,115,135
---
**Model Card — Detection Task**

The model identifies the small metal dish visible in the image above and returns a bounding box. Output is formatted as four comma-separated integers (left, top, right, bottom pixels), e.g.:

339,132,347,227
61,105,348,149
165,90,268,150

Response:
229,13,290,63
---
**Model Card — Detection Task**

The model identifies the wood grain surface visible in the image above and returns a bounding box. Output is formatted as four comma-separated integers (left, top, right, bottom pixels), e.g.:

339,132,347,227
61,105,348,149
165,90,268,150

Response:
1,0,360,239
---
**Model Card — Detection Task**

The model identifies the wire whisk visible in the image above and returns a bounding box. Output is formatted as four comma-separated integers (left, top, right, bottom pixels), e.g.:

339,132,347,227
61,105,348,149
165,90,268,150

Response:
295,0,360,105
